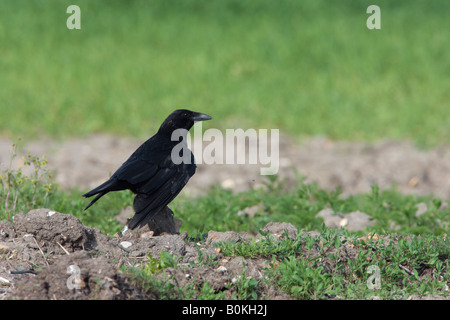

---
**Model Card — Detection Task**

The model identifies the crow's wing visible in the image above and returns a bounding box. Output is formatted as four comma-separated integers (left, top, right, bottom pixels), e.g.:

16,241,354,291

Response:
113,144,176,191
81,150,166,209
114,157,161,188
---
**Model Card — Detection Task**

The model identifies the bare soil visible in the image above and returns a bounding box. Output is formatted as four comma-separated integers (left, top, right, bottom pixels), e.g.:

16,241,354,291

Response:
1,134,449,198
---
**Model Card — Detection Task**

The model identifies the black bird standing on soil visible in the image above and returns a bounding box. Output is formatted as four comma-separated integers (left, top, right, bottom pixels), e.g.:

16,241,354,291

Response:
82,109,212,230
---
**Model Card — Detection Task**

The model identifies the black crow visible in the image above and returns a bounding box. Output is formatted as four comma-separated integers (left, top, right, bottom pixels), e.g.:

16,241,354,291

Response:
82,109,212,230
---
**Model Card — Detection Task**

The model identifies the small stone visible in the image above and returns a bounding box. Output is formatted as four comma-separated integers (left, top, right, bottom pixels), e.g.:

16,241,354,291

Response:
261,222,298,239
139,231,154,238
345,211,376,231
237,204,261,219
119,241,132,249
47,211,56,217
0,276,11,285
22,234,34,242
368,233,379,241
317,209,342,229
221,178,235,189
216,266,228,275
0,243,10,254
415,202,428,217
408,176,420,187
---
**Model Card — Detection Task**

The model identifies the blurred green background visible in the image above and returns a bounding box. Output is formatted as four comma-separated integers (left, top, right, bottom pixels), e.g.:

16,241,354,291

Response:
0,0,449,146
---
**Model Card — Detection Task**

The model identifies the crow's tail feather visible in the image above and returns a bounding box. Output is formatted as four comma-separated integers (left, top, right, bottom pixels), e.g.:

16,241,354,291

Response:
82,179,118,210
83,192,106,211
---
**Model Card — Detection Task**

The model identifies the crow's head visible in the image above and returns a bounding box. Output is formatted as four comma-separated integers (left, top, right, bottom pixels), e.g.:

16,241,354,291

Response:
158,109,212,135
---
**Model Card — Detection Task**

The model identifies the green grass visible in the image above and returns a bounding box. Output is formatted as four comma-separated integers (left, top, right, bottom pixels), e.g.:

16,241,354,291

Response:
0,0,449,146
173,179,449,238
263,229,450,299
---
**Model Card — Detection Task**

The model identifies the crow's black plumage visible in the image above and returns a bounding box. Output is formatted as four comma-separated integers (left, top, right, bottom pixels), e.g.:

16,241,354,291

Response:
82,109,212,229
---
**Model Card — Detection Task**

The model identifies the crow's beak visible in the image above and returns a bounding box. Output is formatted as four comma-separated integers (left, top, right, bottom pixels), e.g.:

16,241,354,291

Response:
192,112,212,122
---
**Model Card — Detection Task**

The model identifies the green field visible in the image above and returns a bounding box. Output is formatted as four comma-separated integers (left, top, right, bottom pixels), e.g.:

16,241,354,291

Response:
1,0,449,146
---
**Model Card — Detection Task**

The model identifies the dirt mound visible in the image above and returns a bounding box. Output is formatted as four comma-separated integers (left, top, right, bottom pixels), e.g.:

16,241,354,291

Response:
0,208,289,300
0,209,129,299
13,209,87,252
